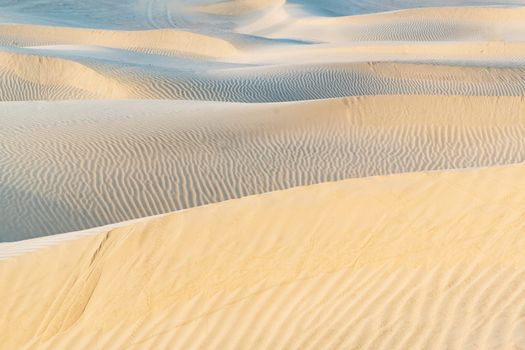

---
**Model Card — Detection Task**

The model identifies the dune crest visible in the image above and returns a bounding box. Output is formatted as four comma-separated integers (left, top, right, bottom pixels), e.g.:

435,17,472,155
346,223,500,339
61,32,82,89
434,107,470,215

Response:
193,0,285,15
242,6,525,41
2,1,525,348
1,163,525,348
0,25,239,58
2,95,525,240
0,51,131,100
2,6,525,102
3,58,525,102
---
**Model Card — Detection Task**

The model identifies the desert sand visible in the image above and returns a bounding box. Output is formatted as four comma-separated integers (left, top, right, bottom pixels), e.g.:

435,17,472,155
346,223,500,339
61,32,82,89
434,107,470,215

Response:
2,163,525,348
2,96,525,240
3,6,525,102
1,0,525,348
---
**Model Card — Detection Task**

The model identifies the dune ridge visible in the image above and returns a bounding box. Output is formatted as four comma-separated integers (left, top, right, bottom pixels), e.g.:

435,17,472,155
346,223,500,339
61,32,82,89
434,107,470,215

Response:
2,1,525,348
2,95,525,240
0,51,131,100
239,6,525,40
0,25,239,58
1,162,525,348
241,41,525,65
194,0,285,15
4,53,525,102
1,6,525,102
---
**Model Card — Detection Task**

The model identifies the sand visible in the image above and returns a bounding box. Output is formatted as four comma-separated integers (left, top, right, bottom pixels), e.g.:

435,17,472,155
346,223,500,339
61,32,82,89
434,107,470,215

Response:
2,6,525,102
2,0,525,348
2,95,525,240
0,25,239,57
194,0,286,15
2,163,525,348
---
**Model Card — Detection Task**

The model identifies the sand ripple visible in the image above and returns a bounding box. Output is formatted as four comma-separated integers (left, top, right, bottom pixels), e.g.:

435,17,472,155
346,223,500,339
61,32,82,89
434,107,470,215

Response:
1,96,525,240
2,163,525,348
2,2,525,348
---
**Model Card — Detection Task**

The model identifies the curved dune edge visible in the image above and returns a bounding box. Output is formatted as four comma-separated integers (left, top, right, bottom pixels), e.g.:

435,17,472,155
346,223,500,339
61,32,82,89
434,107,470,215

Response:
0,25,238,58
0,51,132,99
2,162,525,348
4,53,525,102
241,5,525,41
193,0,285,15
1,95,525,240
302,6,525,24
240,41,525,64
4,3,525,103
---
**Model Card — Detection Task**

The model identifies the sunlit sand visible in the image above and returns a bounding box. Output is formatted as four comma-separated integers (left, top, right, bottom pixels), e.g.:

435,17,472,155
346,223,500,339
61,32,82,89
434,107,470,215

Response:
1,0,525,348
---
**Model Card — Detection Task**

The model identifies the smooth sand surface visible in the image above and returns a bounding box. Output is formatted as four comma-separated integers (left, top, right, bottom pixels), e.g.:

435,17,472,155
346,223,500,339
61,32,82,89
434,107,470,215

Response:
2,95,525,240
194,0,285,15
0,25,239,57
251,6,525,41
2,163,525,348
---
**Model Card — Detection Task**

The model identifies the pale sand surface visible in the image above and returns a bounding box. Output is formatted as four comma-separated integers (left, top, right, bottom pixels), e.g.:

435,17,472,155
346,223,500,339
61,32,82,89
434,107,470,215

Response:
1,163,525,349
2,95,525,240
2,1,525,348
5,55,525,101
2,6,525,102
2,0,525,29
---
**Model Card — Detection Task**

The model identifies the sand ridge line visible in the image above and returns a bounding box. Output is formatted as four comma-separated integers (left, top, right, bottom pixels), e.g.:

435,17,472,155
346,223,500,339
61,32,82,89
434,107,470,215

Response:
1,96,525,240
2,162,525,348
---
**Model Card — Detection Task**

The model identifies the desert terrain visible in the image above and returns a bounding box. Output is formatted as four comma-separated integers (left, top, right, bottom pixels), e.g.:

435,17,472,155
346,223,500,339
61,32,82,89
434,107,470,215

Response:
1,0,525,348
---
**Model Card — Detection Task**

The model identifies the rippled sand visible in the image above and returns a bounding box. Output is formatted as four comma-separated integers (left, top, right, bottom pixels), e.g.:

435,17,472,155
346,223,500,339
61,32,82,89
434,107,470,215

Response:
3,163,525,348
2,96,525,240
1,0,525,348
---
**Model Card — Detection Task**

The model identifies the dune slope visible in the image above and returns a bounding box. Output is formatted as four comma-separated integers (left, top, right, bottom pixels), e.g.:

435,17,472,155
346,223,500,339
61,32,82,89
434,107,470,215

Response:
2,1,525,348
2,95,525,240
0,25,239,58
4,53,525,102
2,163,525,348
2,6,525,102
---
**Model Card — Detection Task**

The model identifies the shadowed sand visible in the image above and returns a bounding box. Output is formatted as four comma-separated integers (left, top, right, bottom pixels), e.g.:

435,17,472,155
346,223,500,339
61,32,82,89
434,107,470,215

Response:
2,95,525,240
1,163,525,348
2,6,525,102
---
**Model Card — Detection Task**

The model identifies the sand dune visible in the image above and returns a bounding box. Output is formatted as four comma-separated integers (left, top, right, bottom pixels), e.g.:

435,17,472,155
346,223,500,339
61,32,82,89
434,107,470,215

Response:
281,0,525,17
2,163,525,348
238,41,525,66
194,0,285,15
2,1,525,348
252,6,525,41
3,0,525,29
0,51,130,100
4,53,525,102
0,6,525,102
0,25,239,58
2,95,525,240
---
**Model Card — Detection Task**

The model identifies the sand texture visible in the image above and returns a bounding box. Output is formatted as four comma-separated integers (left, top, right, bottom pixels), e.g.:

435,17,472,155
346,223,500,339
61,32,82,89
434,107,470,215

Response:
2,6,525,102
1,1,525,349
2,163,525,348
2,96,525,240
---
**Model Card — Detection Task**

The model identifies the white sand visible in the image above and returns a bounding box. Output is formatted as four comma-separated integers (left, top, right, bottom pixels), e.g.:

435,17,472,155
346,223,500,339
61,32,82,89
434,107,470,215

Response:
1,6,525,102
